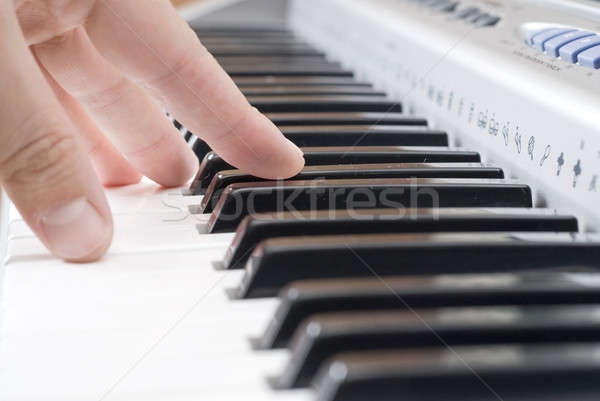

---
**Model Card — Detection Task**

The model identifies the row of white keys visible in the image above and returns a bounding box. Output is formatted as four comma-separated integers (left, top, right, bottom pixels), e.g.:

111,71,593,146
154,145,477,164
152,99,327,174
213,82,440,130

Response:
0,181,312,401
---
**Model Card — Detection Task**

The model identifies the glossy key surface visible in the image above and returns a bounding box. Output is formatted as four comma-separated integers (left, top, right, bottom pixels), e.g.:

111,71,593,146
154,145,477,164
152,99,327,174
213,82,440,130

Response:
313,344,600,401
224,65,354,77
202,37,307,46
249,96,401,113
267,112,427,126
234,76,365,86
200,163,502,213
209,48,325,57
222,208,577,270
276,305,600,388
191,126,448,161
217,56,330,65
259,271,596,348
277,126,448,146
234,232,599,298
241,85,386,97
207,179,532,233
190,146,481,194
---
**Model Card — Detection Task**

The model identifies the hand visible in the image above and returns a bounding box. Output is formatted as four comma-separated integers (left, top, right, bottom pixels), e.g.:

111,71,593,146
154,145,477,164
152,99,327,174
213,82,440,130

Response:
0,0,305,262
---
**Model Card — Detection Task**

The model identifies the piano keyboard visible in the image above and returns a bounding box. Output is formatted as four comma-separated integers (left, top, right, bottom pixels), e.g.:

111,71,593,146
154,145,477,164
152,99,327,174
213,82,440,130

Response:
3,2,600,400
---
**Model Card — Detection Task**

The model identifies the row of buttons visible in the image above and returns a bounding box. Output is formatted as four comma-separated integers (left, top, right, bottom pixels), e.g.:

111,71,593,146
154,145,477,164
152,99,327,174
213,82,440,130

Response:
412,0,501,27
528,27,600,69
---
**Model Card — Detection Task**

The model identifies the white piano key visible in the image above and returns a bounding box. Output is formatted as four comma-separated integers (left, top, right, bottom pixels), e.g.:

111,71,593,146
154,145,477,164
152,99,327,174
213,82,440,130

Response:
0,238,297,400
103,181,203,215
1,332,309,401
6,219,229,260
5,180,202,224
7,212,214,239
6,179,208,236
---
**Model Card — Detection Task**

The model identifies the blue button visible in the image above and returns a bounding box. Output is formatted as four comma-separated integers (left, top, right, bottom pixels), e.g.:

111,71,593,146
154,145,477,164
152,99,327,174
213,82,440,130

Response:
559,35,600,62
544,30,595,56
577,45,600,68
526,28,554,44
531,28,576,51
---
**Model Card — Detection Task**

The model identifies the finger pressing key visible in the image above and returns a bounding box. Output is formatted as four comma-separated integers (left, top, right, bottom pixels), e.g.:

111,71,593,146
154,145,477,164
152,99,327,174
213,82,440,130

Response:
85,0,305,179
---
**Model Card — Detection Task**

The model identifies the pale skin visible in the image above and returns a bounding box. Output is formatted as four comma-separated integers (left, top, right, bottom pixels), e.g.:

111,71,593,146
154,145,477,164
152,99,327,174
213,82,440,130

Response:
0,0,305,262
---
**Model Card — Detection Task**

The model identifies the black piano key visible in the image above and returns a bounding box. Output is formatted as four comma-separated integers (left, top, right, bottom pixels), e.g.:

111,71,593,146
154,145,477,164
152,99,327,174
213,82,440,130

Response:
224,65,354,77
217,55,331,65
234,77,369,86
223,208,578,270
278,126,447,146
201,163,503,213
259,271,595,349
234,233,600,298
313,344,600,401
220,59,342,69
193,26,292,35
190,146,479,194
209,48,325,57
191,125,442,161
275,305,600,388
249,96,401,113
267,112,426,126
202,37,307,46
198,35,296,41
191,139,211,161
195,32,298,41
207,179,532,233
219,59,338,70
241,86,386,97
195,30,292,35
201,34,313,43
172,119,183,130
191,126,448,167
205,43,316,51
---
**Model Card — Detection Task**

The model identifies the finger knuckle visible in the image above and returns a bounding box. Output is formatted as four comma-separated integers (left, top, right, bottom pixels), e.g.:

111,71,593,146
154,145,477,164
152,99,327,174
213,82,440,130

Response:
1,115,79,189
36,27,76,49
146,47,199,89
16,0,96,43
80,77,130,112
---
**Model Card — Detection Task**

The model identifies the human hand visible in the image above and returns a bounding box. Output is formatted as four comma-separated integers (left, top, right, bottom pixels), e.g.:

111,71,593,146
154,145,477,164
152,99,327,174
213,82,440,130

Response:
0,0,305,262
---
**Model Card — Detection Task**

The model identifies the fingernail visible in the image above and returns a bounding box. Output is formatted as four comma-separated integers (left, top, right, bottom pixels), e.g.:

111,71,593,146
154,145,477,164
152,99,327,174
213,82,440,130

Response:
40,197,109,261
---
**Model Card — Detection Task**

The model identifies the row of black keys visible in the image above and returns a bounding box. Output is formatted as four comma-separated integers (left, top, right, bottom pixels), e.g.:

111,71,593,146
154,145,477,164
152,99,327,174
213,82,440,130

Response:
189,143,529,234
178,27,600,401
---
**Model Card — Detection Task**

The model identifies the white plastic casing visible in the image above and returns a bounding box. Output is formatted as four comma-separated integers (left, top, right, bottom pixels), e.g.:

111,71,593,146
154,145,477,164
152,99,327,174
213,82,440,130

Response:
290,0,600,230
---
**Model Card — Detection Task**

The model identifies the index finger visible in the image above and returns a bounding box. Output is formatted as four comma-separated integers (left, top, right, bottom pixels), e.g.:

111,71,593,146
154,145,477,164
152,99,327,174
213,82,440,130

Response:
85,0,304,179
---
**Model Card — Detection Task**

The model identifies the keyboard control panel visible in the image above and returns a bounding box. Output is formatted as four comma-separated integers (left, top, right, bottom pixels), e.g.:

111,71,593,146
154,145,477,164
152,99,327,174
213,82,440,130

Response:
291,0,600,229
411,0,502,27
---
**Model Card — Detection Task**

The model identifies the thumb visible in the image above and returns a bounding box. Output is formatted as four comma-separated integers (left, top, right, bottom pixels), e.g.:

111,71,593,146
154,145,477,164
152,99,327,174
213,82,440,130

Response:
0,5,112,262
2,124,114,262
